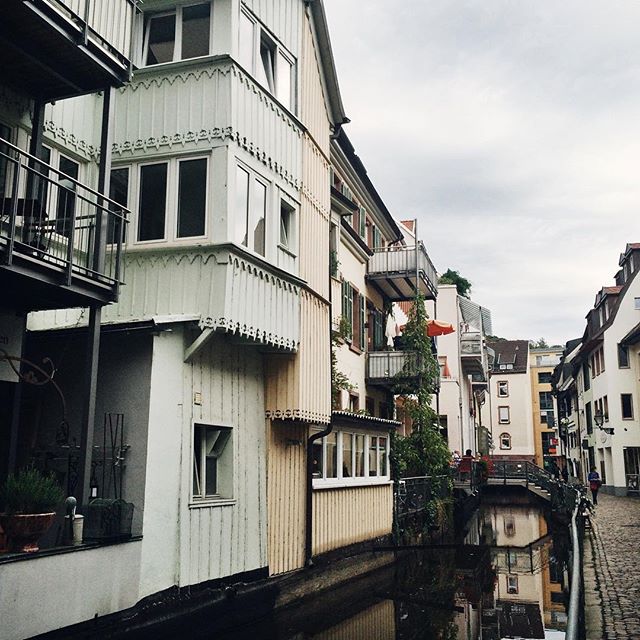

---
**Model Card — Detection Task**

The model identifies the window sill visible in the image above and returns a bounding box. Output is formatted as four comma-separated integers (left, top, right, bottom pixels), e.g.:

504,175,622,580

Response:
189,498,236,509
277,243,297,259
134,55,228,78
313,478,392,490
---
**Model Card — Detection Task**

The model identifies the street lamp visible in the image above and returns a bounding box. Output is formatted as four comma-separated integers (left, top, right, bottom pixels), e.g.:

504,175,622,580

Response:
594,411,614,435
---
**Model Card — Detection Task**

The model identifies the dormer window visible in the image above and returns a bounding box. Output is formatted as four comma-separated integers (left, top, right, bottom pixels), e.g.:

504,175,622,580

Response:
144,3,211,66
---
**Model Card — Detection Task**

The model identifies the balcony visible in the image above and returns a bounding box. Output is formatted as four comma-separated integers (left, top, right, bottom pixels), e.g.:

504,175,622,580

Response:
366,351,422,388
104,244,302,352
366,243,438,301
1,0,137,101
0,139,127,310
460,331,486,376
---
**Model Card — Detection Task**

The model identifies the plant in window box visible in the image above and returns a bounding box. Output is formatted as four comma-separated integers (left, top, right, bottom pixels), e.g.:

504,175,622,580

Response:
0,468,64,553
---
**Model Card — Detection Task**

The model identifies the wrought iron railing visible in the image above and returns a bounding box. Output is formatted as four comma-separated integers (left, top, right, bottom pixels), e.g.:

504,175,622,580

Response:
451,460,485,494
0,138,128,294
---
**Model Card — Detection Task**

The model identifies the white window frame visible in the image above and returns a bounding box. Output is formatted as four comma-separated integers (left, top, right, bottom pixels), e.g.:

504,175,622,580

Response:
312,429,392,489
142,2,213,67
499,432,512,450
498,406,510,424
278,193,297,257
635,297,640,310
234,160,269,257
497,381,509,397
190,422,234,507
133,154,209,246
239,7,297,113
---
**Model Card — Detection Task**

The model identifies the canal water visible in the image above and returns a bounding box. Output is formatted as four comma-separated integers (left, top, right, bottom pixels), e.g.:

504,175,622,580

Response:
163,498,570,640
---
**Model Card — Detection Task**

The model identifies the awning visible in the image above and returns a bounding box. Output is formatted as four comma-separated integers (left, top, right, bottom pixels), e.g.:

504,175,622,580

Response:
621,321,640,346
399,319,455,337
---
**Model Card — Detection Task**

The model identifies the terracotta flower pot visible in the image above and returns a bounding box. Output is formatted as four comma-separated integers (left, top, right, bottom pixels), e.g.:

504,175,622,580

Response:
0,513,56,553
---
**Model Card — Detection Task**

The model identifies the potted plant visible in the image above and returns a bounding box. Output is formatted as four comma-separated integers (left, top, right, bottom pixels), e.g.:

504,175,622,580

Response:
0,468,64,553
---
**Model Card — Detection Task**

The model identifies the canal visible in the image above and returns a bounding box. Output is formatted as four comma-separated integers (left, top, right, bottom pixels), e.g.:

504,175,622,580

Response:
153,495,571,639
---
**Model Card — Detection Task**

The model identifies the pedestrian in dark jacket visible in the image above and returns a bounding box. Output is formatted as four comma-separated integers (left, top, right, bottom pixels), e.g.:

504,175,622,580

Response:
588,469,601,505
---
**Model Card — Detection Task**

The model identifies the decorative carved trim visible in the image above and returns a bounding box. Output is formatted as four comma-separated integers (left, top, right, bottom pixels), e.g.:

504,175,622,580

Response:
265,408,331,425
44,120,100,160
199,316,298,352
124,64,233,93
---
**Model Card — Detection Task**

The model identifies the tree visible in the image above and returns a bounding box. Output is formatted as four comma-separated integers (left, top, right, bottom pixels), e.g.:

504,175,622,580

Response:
438,269,472,299
530,337,549,349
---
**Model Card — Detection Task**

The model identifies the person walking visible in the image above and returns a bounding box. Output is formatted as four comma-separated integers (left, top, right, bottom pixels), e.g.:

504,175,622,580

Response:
588,468,601,505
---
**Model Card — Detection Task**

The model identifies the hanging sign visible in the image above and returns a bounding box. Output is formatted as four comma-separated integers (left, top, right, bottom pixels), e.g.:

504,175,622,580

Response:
0,311,25,383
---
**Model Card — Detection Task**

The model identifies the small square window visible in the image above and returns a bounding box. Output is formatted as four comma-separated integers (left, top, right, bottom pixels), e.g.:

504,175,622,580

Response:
497,381,509,397
192,424,232,500
507,575,519,594
499,432,511,450
279,199,295,249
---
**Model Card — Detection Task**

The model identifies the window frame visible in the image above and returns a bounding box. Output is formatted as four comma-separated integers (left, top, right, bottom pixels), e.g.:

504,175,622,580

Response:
618,343,630,368
190,422,234,506
497,381,509,397
621,393,634,420
498,406,510,424
312,429,392,489
234,160,268,257
499,432,512,450
239,8,297,113
142,2,213,67
133,155,210,246
278,194,297,256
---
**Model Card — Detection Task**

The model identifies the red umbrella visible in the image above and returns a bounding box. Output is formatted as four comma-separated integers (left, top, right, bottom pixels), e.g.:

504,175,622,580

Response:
398,319,455,337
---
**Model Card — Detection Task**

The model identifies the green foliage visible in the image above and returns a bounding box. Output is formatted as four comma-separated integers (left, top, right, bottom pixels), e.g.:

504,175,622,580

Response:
391,293,452,480
438,268,472,299
0,468,64,515
331,323,354,409
530,337,549,349
329,250,339,278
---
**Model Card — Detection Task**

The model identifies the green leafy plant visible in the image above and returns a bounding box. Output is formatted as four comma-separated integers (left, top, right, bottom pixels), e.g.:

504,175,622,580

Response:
329,250,339,278
0,468,64,515
331,326,355,409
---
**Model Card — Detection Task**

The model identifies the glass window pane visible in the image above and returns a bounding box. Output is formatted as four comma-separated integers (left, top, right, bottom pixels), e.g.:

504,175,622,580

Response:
369,436,378,476
147,14,176,65
311,438,323,478
355,434,365,477
108,167,129,244
182,4,210,59
138,163,167,241
378,437,387,476
55,156,79,237
276,52,292,109
193,427,203,496
342,433,353,478
251,179,266,255
259,35,275,91
178,158,207,237
235,166,249,246
239,12,255,71
326,432,337,478
205,453,217,495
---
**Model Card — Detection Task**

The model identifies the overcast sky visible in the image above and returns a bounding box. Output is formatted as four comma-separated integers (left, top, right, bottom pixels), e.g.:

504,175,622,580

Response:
324,0,640,347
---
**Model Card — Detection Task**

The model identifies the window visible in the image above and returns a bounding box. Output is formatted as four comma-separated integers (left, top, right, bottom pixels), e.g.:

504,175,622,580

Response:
312,431,388,484
138,163,168,241
279,199,295,251
341,281,365,349
582,362,590,391
497,381,509,397
239,10,295,111
498,406,510,424
499,433,511,450
177,158,207,237
507,575,519,594
538,372,552,384
586,401,593,435
635,297,640,310
618,344,630,368
365,396,375,416
348,392,359,413
192,424,232,500
108,167,129,244
234,165,266,255
0,123,11,199
55,155,79,237
622,394,634,420
539,392,554,410
144,3,211,66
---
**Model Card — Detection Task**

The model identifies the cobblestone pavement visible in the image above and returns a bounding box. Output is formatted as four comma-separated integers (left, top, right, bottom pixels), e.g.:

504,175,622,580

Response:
584,493,640,639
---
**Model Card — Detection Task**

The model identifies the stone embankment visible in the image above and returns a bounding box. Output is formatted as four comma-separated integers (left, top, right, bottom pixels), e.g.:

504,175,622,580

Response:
584,494,640,639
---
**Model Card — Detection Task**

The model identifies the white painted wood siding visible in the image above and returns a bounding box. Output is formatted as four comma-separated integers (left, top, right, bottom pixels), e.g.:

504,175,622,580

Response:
312,484,393,555
241,0,303,57
56,0,135,59
314,600,396,640
267,420,307,575
102,246,300,351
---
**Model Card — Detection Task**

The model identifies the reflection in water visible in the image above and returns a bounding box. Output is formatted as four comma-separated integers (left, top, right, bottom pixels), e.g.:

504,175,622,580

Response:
178,503,568,640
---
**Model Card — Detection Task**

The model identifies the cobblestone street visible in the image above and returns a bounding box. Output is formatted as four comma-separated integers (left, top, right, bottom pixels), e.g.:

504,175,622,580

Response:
584,493,640,639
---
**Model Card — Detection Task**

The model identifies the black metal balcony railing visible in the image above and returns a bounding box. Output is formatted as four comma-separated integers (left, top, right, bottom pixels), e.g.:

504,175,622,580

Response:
0,139,128,296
